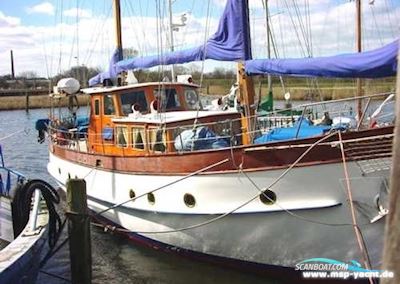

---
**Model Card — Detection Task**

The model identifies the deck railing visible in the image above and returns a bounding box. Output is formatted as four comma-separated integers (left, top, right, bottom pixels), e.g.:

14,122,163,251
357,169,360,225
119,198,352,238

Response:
48,92,395,155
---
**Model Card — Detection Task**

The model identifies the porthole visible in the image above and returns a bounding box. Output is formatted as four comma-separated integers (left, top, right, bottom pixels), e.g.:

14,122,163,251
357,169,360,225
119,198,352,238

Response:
147,193,155,205
183,193,196,208
129,189,136,200
259,189,276,205
58,168,61,175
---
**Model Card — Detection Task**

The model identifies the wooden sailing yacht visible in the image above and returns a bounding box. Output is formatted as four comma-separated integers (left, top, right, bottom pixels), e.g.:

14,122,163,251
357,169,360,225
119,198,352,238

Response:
41,0,397,276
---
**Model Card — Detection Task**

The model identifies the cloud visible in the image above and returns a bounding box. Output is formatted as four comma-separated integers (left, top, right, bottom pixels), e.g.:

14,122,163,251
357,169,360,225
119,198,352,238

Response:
0,1,399,78
0,11,20,27
26,2,55,16
63,8,92,19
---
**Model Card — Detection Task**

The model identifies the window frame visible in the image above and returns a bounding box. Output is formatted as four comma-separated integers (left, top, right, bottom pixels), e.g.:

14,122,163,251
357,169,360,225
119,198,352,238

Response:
115,126,129,148
120,90,148,115
131,126,147,150
103,94,116,116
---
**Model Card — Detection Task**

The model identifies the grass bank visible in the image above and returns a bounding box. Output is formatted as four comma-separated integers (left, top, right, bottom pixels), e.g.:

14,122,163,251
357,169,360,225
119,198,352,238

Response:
0,77,395,111
199,77,396,100
0,94,90,111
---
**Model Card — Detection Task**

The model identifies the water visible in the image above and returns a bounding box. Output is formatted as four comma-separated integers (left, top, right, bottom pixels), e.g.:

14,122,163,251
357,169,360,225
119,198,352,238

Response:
0,108,275,284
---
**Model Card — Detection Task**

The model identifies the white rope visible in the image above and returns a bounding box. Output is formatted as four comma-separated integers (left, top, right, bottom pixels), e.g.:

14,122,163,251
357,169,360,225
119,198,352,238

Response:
0,128,28,142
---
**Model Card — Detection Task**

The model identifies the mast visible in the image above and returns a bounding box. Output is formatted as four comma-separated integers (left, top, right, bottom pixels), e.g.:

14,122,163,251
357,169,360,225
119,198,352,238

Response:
113,0,123,60
238,0,256,145
356,0,362,118
168,0,176,82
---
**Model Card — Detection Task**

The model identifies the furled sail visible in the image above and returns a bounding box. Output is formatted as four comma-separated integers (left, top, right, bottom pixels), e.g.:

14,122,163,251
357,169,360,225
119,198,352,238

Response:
88,48,123,86
89,0,251,86
116,0,251,72
245,40,398,78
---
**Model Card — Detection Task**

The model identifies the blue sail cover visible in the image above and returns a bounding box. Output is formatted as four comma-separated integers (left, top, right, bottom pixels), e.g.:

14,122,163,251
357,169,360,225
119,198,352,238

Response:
245,40,399,78
89,48,123,86
115,0,251,73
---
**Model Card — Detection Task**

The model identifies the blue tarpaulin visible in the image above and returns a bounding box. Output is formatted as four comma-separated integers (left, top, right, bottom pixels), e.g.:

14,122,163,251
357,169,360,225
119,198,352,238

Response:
254,118,331,143
245,40,398,78
89,0,251,86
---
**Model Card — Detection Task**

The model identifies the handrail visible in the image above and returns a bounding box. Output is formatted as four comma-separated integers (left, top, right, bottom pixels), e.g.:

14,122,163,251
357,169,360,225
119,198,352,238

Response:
295,92,393,109
47,92,395,154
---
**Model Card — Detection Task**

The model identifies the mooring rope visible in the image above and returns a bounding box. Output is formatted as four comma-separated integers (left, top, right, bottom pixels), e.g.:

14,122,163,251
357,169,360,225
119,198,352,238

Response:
338,131,374,284
0,128,28,142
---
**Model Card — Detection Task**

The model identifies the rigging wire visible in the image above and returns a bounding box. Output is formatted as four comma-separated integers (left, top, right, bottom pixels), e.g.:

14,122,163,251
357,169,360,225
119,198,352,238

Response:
57,0,64,75
76,0,80,66
83,2,112,68
369,4,383,46
199,0,212,89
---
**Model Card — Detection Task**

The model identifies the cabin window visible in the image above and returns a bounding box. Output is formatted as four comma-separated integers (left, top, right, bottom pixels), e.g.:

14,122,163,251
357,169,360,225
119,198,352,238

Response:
104,95,116,115
184,89,201,110
149,128,166,153
120,91,148,115
94,99,100,115
131,127,146,150
115,126,128,147
154,88,180,110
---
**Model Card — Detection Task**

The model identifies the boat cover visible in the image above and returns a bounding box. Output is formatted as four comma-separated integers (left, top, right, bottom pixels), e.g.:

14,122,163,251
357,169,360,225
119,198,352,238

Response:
245,40,399,78
254,118,331,143
174,127,228,151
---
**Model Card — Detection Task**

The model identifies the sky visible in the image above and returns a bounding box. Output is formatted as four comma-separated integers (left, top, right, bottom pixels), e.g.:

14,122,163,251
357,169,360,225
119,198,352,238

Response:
0,0,399,78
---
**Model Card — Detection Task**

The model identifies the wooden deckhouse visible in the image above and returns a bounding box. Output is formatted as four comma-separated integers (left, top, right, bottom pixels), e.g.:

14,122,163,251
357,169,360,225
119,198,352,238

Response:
82,82,242,156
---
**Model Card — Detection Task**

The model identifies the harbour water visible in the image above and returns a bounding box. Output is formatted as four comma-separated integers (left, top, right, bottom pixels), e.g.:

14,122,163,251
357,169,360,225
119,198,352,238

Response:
0,107,276,284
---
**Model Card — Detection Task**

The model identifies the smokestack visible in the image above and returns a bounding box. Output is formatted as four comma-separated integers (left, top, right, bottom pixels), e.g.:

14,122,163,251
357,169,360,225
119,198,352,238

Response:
10,50,15,79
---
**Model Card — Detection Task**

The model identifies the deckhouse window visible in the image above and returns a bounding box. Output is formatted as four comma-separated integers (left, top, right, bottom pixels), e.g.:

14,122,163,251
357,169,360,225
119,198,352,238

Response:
120,91,148,115
115,126,128,147
149,128,166,153
131,127,146,150
94,99,100,115
154,88,180,111
104,95,115,115
184,89,201,110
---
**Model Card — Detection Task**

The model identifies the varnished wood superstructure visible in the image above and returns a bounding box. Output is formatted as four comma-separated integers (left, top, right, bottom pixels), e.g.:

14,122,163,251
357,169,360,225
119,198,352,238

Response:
83,82,219,155
49,80,394,176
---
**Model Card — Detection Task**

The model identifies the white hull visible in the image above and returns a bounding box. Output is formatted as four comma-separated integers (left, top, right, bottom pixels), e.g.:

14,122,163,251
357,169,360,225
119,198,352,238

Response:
48,151,388,269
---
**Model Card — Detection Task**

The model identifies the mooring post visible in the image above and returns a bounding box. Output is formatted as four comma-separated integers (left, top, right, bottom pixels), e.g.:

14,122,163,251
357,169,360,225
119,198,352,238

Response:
25,91,29,113
381,49,400,284
66,179,92,284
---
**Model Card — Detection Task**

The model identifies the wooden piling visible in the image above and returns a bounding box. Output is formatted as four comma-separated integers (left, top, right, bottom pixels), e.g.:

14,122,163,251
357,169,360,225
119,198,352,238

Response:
25,91,29,113
381,49,400,284
66,179,92,284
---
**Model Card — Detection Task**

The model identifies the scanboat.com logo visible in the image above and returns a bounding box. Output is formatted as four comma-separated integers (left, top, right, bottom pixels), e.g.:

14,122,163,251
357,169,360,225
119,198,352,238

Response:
295,258,394,280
